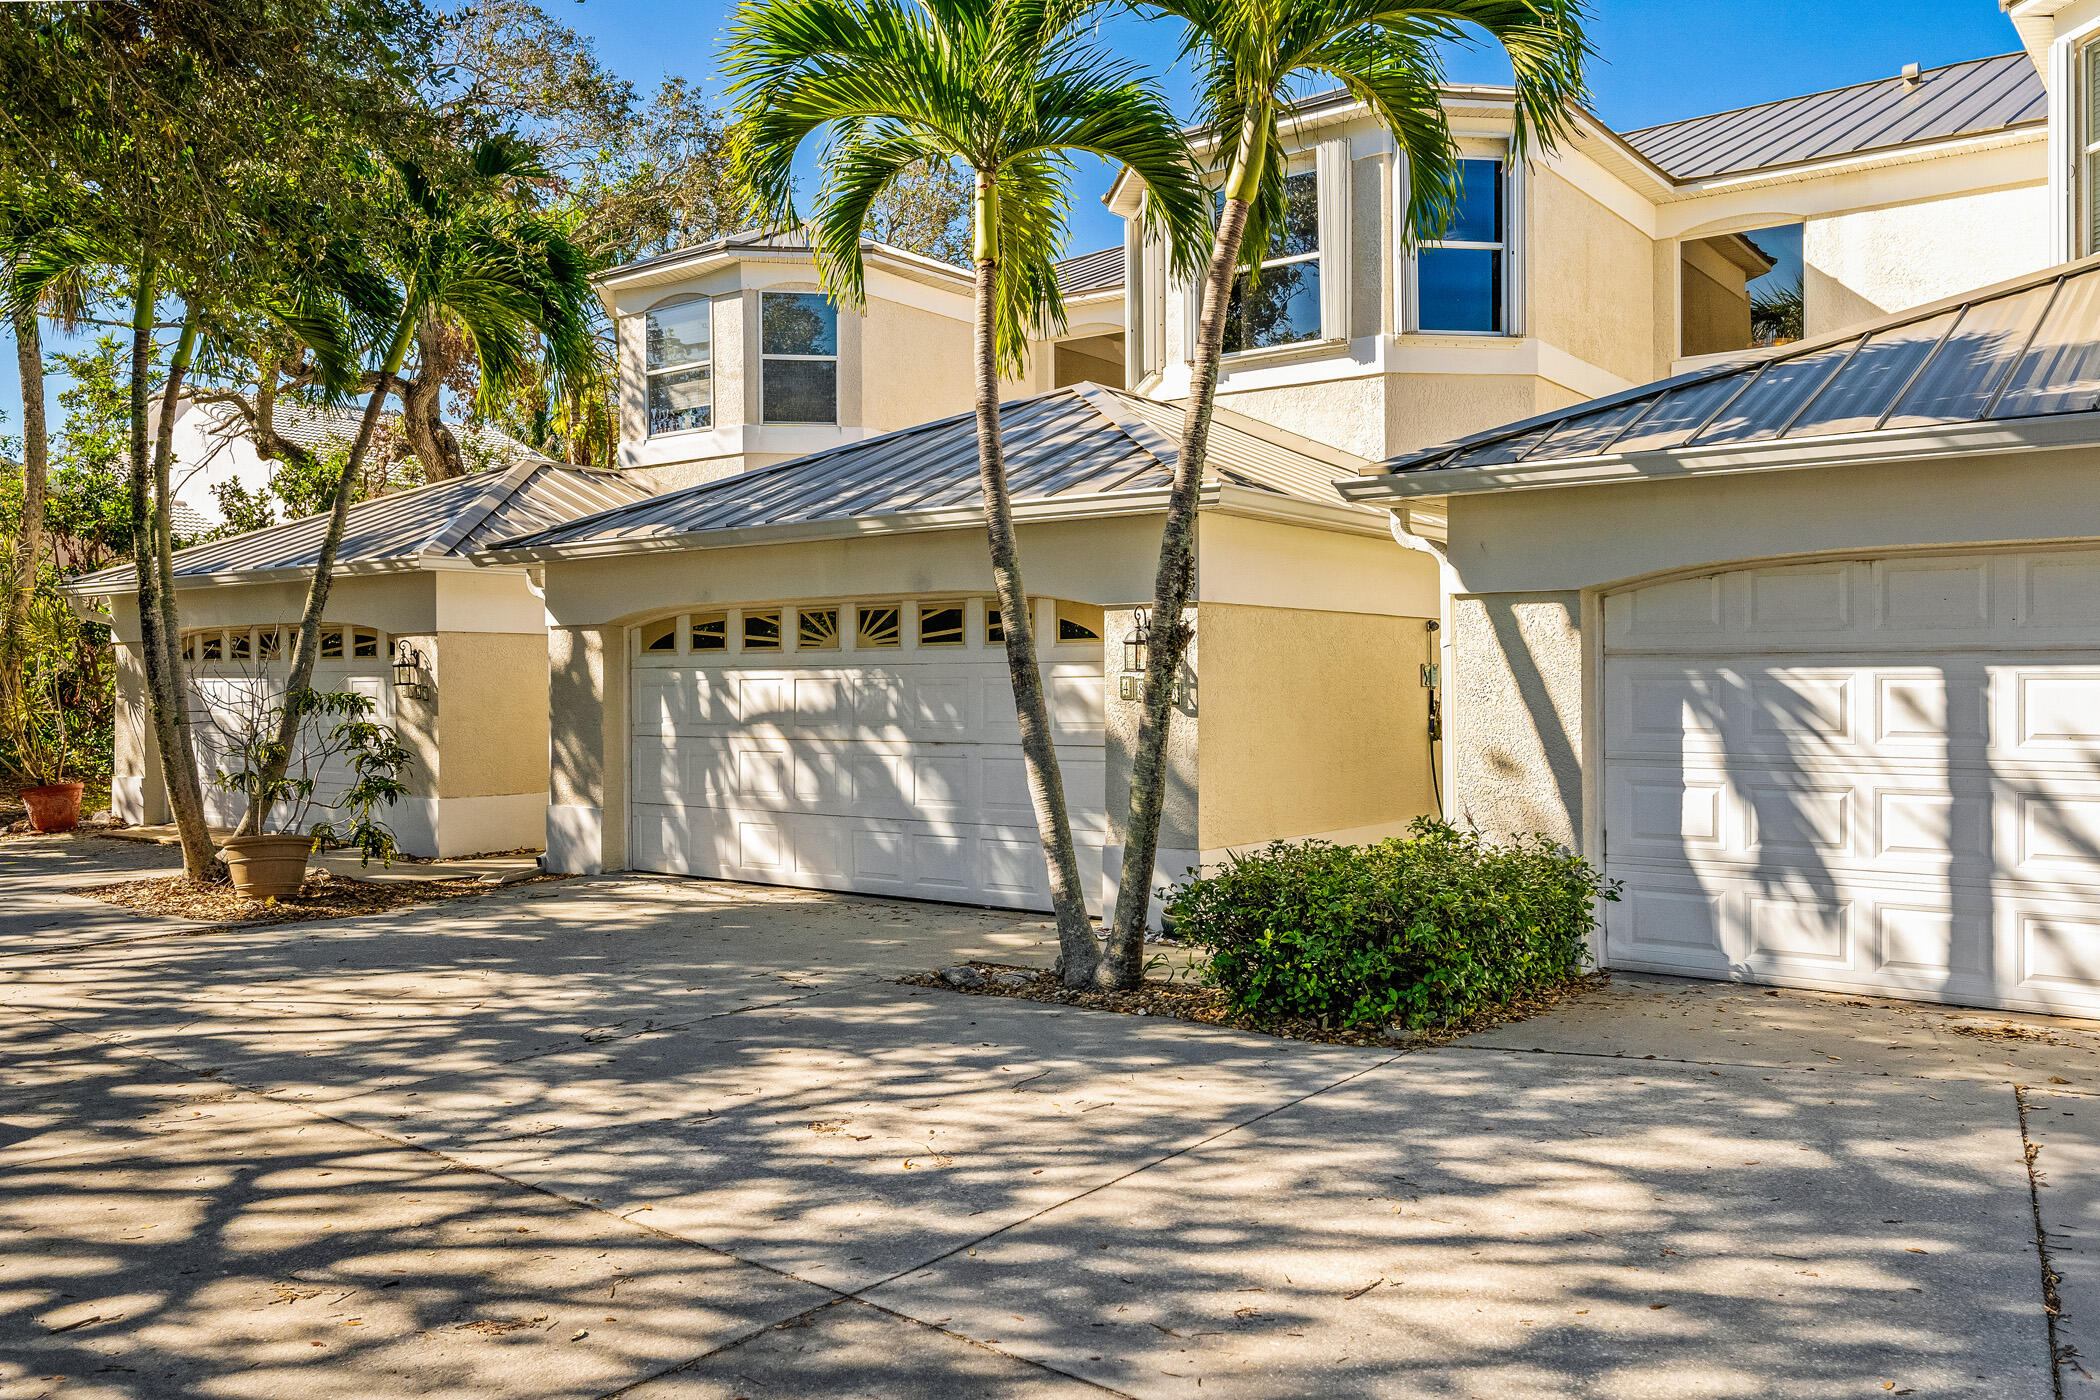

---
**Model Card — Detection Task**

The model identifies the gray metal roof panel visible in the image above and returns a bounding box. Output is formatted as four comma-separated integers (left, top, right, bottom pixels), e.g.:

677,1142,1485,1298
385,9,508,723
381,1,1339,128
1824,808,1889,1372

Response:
1053,246,1124,296
1623,52,2044,179
69,461,647,592
493,385,1374,555
1373,257,2100,480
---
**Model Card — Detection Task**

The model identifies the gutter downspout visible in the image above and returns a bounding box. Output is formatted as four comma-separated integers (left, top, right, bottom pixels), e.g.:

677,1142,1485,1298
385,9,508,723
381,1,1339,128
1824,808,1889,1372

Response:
1388,506,1457,822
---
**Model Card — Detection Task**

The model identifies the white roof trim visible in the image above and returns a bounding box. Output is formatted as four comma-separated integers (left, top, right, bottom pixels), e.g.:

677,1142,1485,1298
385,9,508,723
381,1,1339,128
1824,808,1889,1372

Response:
1336,413,2100,503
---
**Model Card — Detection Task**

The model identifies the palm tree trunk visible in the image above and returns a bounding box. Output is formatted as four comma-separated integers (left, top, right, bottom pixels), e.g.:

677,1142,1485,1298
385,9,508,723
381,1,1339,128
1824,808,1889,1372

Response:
970,174,1101,986
125,271,214,881
1103,185,1255,986
234,313,413,837
3,301,47,678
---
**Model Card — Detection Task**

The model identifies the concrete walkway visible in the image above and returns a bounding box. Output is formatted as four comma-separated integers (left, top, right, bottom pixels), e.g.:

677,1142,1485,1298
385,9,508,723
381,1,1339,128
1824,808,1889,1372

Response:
0,834,2090,1397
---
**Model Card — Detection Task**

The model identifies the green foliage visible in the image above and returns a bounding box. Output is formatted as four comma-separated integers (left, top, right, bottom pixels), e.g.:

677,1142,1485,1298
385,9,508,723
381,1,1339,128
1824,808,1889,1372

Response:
204,434,419,541
0,335,145,573
1165,820,1617,1030
1751,275,1805,346
206,686,412,866
0,586,109,786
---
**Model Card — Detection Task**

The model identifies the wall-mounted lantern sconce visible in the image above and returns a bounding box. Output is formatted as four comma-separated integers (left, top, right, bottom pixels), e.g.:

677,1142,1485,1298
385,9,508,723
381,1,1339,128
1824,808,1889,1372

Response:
392,641,433,701
1118,608,1188,704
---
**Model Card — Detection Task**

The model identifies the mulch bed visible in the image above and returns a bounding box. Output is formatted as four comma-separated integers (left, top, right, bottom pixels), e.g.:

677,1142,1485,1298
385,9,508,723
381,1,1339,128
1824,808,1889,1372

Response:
901,960,1608,1049
72,868,566,929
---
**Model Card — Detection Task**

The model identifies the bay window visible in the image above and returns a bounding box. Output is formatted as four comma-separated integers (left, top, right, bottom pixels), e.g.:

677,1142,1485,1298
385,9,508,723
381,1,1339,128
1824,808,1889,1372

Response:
1221,170,1322,353
761,291,839,424
645,298,712,435
1416,159,1508,334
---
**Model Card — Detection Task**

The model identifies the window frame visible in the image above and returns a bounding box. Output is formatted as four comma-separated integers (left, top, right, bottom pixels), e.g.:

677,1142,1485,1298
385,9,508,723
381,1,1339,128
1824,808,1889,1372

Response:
644,296,713,438
759,290,841,426
1219,165,1325,357
1408,155,1514,338
2078,36,2100,259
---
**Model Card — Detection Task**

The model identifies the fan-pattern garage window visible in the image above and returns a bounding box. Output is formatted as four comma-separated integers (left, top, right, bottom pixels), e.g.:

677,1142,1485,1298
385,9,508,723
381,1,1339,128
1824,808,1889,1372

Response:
181,625,381,664
641,617,678,652
798,607,838,650
857,604,902,648
743,610,782,651
918,603,964,646
692,612,728,651
1057,601,1103,642
986,606,1005,644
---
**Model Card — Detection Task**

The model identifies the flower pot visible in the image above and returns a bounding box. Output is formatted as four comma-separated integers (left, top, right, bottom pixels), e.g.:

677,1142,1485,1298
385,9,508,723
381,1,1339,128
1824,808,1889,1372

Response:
21,782,85,834
218,833,314,901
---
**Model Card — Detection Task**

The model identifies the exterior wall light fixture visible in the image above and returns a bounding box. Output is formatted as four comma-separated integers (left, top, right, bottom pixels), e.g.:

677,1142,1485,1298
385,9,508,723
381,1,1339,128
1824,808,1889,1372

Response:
392,641,432,701
1118,608,1187,704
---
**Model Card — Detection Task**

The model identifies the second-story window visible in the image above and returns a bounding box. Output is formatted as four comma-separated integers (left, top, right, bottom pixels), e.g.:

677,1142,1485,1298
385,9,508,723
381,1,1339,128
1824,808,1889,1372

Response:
1416,159,1507,334
2082,40,2100,257
1222,170,1321,353
761,292,839,424
646,298,712,435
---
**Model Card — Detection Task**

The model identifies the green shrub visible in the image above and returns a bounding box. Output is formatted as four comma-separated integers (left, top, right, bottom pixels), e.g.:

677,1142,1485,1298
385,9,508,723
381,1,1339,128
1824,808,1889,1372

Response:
1164,819,1618,1030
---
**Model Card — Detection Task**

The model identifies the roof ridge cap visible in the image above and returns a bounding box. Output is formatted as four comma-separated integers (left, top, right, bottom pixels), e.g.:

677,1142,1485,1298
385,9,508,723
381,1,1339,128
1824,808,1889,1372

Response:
422,457,542,557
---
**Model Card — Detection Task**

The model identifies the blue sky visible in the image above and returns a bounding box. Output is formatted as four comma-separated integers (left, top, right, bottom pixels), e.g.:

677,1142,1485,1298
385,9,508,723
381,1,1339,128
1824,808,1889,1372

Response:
0,0,2031,440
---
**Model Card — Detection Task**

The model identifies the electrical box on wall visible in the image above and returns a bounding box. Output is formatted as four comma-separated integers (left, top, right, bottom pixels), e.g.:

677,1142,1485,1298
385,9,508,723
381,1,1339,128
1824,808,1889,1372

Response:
1420,663,1440,688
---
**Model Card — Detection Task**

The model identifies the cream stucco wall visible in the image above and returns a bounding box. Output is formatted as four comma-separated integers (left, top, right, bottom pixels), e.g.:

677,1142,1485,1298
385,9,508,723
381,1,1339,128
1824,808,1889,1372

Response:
1194,602,1436,852
1803,182,2051,337
1447,592,1584,849
1216,377,1388,460
427,631,550,801
1197,511,1440,618
1524,166,1660,385
862,296,976,432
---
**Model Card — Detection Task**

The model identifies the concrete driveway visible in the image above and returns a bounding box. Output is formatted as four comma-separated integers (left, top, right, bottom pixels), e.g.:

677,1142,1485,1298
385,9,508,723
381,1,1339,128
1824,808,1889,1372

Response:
0,834,2093,1398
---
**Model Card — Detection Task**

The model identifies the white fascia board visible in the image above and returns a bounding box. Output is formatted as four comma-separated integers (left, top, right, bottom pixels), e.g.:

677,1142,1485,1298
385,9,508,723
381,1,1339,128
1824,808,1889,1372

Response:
61,552,534,599
1336,415,2100,502
1204,482,1393,537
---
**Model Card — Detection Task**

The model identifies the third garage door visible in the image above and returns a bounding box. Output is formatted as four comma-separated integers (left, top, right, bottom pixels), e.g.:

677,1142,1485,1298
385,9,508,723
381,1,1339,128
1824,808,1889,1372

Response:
1603,549,2100,1015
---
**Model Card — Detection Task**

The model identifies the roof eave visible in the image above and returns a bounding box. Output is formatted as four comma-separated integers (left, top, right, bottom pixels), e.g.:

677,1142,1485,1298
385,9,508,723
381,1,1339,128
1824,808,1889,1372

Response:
60,552,529,600
1338,414,2100,504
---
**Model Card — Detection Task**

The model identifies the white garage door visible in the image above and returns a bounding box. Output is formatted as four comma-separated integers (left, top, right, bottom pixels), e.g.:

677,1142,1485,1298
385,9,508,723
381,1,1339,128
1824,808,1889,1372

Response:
630,599,1107,911
1604,549,2100,1016
183,624,394,831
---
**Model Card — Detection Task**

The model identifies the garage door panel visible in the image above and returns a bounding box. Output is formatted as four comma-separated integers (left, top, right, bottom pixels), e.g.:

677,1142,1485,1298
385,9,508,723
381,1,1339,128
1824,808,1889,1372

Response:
1607,547,2100,1014
633,641,1106,913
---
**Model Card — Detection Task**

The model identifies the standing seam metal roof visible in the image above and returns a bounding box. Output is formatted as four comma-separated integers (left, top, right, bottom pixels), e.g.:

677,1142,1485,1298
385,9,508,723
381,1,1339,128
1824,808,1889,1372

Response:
1053,247,1125,296
1622,52,2045,180
1366,255,2100,479
67,458,649,592
487,384,1370,555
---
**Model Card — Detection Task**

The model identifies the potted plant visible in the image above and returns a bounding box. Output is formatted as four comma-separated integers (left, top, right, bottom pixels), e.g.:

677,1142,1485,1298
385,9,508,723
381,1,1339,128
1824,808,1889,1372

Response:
0,597,85,833
197,673,412,899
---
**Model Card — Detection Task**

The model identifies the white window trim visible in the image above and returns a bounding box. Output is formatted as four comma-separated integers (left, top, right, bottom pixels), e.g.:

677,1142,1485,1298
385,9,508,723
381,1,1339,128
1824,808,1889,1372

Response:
1400,148,1522,339
644,297,713,439
2079,33,2100,259
758,291,840,427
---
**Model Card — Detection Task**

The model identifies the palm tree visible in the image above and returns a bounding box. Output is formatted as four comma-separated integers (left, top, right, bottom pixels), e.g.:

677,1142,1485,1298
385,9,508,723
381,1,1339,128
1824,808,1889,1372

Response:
234,134,599,836
726,0,1210,986
1102,0,1592,985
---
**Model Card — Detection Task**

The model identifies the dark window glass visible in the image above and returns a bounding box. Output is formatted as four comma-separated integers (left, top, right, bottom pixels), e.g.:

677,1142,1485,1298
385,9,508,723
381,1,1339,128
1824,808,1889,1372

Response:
743,611,781,651
1445,160,1504,243
986,607,1005,644
647,299,711,369
1222,262,1322,353
858,605,902,648
919,604,964,646
691,613,728,651
649,367,712,434
1417,248,1503,333
1268,171,1320,258
761,293,837,356
641,617,677,652
798,607,838,650
764,360,837,424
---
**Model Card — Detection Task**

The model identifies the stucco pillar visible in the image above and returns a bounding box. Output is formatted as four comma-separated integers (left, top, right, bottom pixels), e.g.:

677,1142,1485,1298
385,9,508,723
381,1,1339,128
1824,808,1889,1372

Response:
1449,592,1584,849
112,636,167,826
1102,605,1198,925
546,623,626,874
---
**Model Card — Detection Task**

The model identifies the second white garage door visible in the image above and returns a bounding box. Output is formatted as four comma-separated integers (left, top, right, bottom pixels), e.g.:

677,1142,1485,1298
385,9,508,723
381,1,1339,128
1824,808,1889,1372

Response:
630,598,1107,911
1603,549,2100,1016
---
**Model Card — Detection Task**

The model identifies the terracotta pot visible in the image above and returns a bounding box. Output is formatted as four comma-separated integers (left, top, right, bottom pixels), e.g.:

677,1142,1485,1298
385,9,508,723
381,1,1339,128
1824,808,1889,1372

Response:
21,782,85,834
218,833,313,901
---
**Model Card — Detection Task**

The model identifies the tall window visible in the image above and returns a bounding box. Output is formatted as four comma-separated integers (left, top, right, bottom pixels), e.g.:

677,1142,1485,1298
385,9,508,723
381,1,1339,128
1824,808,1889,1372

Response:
1416,159,1507,334
2082,41,2100,257
646,298,712,435
761,292,839,424
1221,170,1321,353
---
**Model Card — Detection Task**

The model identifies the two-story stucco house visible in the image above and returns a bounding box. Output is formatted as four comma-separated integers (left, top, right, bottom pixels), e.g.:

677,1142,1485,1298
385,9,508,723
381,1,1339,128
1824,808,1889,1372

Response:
97,11,2100,1010
1341,15,2100,1018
